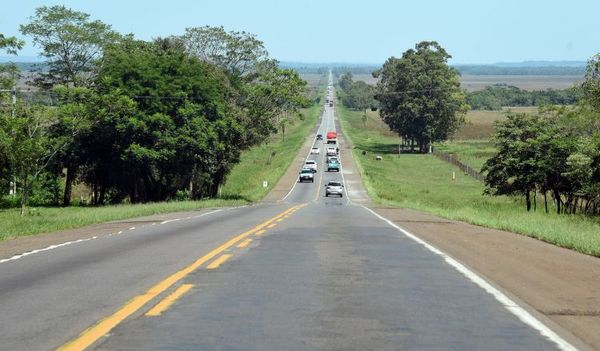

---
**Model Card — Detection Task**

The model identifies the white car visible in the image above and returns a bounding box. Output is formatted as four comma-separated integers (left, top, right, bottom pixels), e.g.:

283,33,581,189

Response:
325,181,344,197
304,160,317,173
310,147,320,155
326,147,337,156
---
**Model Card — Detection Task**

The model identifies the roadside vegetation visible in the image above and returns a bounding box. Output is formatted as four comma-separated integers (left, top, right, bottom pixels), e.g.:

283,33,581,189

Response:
336,41,600,256
338,104,600,256
0,198,248,241
0,6,321,239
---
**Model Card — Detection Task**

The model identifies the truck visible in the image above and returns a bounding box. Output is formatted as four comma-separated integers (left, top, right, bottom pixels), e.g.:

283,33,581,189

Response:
326,131,337,144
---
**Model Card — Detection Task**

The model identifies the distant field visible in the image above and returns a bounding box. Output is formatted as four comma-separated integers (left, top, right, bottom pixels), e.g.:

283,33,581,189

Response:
455,106,537,140
299,73,327,88
460,74,582,91
350,73,582,91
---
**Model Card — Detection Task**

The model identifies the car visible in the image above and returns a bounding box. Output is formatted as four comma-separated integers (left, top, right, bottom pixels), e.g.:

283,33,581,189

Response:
327,159,340,172
326,147,337,156
325,181,344,197
304,160,317,173
311,147,320,155
316,134,323,140
299,168,314,183
327,156,339,164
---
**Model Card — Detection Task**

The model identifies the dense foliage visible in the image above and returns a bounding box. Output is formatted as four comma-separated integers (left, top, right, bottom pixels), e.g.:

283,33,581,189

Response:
483,81,600,215
467,85,582,110
0,7,309,214
336,72,377,115
374,41,469,152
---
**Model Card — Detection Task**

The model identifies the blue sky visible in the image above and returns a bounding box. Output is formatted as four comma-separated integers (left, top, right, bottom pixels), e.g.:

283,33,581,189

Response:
3,0,600,64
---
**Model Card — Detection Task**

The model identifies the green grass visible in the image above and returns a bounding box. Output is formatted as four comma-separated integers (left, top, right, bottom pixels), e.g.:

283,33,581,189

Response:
436,107,538,171
338,104,600,257
434,140,496,171
0,198,247,241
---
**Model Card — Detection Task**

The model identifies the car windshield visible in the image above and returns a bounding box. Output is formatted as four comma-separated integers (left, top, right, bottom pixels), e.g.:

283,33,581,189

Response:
301,169,312,174
328,182,342,187
306,161,315,165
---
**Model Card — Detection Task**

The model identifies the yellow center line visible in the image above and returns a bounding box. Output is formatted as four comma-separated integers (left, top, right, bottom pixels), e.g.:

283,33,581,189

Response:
145,284,194,317
237,238,252,248
206,254,232,270
58,204,303,351
267,223,277,229
255,229,266,236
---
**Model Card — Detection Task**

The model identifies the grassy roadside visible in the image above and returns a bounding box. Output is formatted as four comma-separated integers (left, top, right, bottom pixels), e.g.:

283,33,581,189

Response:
221,102,321,201
337,104,600,257
0,198,247,241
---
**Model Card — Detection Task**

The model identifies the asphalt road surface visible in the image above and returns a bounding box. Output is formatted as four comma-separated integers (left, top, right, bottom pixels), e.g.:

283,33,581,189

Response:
0,77,575,350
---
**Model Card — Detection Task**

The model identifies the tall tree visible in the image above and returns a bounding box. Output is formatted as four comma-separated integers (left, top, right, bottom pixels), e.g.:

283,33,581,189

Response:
20,5,119,88
375,41,468,152
182,26,268,80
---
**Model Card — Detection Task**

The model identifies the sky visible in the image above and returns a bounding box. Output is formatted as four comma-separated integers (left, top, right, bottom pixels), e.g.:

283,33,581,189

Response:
2,0,600,64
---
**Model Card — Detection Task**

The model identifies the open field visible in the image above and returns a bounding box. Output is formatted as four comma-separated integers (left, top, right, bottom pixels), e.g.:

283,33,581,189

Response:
350,73,582,91
221,102,321,201
337,104,600,257
299,73,327,88
460,74,583,91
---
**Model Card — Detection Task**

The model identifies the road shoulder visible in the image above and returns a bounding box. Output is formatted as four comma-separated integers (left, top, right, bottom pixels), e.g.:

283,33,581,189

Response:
372,206,600,350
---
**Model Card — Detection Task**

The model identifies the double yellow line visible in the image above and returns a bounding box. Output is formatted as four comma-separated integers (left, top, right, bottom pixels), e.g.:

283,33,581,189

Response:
58,203,305,351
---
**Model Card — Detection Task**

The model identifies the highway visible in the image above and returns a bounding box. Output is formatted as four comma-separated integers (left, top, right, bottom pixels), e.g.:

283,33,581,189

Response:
0,76,574,350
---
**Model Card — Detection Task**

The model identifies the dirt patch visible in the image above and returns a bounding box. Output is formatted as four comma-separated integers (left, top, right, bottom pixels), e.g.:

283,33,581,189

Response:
373,207,600,350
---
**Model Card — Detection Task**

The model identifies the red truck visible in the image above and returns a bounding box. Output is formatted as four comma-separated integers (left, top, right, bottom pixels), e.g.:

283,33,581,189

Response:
326,131,337,144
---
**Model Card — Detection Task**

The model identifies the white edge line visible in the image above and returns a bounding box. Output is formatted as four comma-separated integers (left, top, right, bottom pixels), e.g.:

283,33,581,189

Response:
361,205,578,351
0,236,98,263
0,208,230,265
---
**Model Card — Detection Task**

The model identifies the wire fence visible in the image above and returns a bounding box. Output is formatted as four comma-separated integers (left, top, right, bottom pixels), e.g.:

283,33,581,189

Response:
431,147,485,182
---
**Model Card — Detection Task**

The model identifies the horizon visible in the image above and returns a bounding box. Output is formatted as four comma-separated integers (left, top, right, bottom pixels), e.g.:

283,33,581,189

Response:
0,55,590,67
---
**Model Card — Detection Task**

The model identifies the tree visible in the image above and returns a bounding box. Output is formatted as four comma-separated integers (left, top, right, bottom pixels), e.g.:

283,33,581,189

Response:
20,5,119,88
91,37,243,201
0,103,87,215
338,72,354,91
582,53,600,111
0,33,25,55
375,41,468,152
182,26,269,80
244,66,309,141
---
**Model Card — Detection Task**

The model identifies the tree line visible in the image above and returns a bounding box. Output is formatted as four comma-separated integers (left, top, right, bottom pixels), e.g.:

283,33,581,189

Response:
467,85,582,110
0,6,309,215
336,72,377,124
483,56,600,215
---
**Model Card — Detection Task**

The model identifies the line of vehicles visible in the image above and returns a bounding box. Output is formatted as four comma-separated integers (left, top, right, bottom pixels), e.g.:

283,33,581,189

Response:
298,129,344,197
